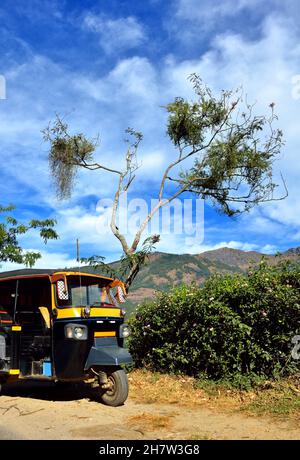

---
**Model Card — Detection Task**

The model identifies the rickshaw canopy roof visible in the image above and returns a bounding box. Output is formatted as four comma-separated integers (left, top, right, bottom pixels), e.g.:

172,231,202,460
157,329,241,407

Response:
0,269,124,288
0,269,57,279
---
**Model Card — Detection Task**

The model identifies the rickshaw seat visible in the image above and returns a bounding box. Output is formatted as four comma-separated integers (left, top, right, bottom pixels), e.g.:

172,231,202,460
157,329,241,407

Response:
16,309,49,335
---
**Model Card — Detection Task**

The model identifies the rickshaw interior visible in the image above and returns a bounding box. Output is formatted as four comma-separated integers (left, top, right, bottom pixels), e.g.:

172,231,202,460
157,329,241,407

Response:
0,277,52,376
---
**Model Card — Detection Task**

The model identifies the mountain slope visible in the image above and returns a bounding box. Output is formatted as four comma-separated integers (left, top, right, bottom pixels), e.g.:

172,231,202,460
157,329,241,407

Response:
124,247,300,313
74,247,300,315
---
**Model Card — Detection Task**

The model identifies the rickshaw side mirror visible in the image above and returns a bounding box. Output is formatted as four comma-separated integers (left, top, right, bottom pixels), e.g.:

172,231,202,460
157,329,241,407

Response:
57,280,69,300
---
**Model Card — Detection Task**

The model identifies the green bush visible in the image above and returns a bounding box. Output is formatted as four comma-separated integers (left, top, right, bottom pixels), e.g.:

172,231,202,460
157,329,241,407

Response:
128,261,300,381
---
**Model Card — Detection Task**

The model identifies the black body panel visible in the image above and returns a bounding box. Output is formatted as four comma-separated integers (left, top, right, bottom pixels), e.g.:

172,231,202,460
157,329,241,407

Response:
53,317,128,380
85,337,132,369
53,319,94,380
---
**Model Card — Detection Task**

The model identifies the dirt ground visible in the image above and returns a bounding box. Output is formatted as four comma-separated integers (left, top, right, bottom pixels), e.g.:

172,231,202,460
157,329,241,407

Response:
0,378,299,440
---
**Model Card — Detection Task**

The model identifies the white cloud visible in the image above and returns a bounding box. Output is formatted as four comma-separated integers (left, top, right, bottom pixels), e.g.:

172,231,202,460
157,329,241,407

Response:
12,1,63,22
176,0,261,24
83,13,146,53
56,205,116,247
190,241,260,254
151,235,279,255
193,241,279,255
261,244,279,254
239,212,285,236
0,249,78,271
73,56,158,106
1,7,300,263
188,240,280,255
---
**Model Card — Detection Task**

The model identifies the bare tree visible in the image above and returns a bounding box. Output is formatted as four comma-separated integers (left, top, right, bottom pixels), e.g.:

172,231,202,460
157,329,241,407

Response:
43,75,287,291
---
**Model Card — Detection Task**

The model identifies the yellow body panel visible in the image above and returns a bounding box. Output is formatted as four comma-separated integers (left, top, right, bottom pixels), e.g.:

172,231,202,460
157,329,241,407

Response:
50,271,123,284
56,307,121,319
94,331,116,338
91,307,121,318
39,307,51,329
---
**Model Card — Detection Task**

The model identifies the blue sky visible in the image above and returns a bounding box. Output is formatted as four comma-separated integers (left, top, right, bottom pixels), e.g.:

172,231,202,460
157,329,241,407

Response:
0,0,300,269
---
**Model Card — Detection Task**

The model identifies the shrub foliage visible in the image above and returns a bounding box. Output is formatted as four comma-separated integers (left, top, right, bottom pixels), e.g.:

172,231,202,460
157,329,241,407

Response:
128,261,300,380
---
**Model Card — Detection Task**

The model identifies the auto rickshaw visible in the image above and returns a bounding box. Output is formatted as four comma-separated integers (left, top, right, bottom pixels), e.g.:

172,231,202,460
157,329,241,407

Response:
0,269,132,406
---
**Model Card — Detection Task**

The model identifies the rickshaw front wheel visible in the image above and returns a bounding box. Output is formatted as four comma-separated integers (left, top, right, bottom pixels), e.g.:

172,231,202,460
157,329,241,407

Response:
98,369,129,407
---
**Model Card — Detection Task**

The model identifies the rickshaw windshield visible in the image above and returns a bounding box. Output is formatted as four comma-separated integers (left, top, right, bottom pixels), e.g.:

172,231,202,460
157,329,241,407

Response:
56,275,117,308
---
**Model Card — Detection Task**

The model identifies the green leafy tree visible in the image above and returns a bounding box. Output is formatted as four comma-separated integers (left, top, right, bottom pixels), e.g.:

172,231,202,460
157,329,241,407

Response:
43,75,286,291
0,204,58,267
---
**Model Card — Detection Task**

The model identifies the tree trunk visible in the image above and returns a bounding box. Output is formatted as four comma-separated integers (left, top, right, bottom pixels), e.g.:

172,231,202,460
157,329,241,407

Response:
124,261,140,292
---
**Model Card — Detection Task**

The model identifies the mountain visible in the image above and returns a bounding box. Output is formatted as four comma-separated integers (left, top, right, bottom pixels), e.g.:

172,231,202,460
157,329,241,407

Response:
124,247,300,313
76,247,300,315
283,247,300,256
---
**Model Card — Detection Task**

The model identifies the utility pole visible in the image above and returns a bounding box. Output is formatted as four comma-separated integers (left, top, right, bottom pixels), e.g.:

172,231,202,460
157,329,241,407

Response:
76,238,80,263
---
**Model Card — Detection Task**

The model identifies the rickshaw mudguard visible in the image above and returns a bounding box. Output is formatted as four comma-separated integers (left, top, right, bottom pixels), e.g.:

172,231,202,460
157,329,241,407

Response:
84,345,132,369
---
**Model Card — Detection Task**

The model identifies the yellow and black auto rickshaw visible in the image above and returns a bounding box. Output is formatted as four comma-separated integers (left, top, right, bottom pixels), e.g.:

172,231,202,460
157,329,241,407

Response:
0,269,132,406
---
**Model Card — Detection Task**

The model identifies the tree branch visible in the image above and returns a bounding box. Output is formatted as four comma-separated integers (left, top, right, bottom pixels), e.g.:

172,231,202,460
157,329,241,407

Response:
110,174,131,254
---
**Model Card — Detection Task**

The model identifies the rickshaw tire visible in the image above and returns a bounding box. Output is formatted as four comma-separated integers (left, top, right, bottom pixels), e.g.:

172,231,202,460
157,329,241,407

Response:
99,369,129,407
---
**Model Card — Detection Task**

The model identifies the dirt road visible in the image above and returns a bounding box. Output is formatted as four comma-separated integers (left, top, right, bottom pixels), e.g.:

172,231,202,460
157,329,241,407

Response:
0,380,299,440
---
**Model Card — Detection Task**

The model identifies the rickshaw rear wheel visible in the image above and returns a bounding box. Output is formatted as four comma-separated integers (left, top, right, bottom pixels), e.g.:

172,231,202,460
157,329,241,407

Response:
98,369,129,407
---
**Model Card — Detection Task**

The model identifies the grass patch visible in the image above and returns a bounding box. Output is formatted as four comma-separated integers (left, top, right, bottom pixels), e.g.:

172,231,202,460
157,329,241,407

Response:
194,373,266,394
241,379,300,417
128,369,209,406
129,370,300,419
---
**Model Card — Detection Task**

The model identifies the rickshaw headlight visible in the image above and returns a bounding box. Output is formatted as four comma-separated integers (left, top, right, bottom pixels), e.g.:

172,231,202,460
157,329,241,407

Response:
119,324,131,338
74,327,85,339
65,324,88,340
